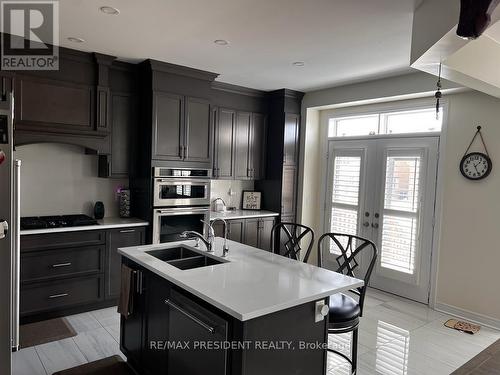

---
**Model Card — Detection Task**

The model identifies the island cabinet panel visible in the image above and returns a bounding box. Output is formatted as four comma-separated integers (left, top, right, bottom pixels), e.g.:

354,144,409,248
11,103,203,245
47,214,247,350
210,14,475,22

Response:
167,289,229,375
185,97,212,163
120,265,146,370
236,301,327,375
105,227,145,300
152,91,184,161
142,272,171,375
213,108,236,179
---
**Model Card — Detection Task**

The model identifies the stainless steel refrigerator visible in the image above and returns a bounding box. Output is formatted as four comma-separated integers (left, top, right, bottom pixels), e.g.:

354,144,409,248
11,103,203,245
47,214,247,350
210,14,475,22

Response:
0,94,20,375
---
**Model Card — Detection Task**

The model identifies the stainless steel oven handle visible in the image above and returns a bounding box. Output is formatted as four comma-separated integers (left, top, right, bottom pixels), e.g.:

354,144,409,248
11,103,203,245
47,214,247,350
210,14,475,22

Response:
164,298,215,334
155,208,209,214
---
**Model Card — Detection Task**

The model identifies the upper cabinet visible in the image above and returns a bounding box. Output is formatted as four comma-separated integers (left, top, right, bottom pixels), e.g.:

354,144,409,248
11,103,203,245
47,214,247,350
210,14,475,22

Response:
213,108,235,179
184,97,212,163
152,92,212,164
152,92,185,161
213,107,266,180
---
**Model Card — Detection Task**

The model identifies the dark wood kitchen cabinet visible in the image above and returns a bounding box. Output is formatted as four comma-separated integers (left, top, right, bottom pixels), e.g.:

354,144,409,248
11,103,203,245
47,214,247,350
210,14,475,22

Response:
185,97,212,163
250,112,267,179
120,266,146,369
281,166,297,218
152,92,184,161
152,92,212,164
234,111,252,179
167,289,229,375
212,217,276,251
0,73,13,110
213,108,266,180
20,225,147,322
14,75,96,134
106,227,146,300
213,108,235,179
212,219,244,243
99,92,137,178
244,217,275,251
283,113,300,166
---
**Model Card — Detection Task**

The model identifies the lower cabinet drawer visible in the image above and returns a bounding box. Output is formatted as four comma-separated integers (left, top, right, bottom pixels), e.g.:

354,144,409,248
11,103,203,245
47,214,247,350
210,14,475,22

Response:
20,275,103,315
21,246,104,282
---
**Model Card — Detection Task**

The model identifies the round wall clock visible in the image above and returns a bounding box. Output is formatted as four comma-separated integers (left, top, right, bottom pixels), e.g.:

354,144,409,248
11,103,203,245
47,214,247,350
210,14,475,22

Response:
460,152,492,180
460,126,492,181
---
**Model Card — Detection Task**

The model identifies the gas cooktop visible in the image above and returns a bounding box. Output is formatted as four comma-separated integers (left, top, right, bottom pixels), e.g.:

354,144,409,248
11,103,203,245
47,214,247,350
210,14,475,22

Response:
20,214,99,230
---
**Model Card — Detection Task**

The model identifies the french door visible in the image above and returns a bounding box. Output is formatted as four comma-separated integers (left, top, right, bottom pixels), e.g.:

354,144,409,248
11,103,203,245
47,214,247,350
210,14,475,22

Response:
324,136,439,303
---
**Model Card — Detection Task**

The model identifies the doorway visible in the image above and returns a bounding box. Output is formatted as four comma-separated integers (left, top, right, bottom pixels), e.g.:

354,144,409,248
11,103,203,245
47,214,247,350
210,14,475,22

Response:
324,136,439,303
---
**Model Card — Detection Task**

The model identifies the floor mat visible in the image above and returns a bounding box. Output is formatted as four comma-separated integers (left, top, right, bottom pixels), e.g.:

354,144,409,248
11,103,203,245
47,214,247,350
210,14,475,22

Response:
52,355,134,375
452,339,500,374
20,317,77,349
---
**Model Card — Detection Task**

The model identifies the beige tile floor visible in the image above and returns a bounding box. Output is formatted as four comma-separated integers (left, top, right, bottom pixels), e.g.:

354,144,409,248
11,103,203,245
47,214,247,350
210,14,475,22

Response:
12,289,500,375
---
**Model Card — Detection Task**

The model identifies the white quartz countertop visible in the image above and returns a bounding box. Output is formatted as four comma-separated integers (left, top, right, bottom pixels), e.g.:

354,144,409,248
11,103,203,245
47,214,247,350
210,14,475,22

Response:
210,209,279,221
20,217,149,236
118,238,363,321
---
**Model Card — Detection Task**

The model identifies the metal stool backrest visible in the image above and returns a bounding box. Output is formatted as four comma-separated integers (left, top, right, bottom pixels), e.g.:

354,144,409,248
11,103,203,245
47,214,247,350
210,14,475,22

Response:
271,222,314,263
318,233,378,315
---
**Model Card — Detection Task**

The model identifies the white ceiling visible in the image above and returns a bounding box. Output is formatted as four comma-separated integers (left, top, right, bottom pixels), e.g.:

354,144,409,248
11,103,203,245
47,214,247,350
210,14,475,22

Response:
56,0,417,91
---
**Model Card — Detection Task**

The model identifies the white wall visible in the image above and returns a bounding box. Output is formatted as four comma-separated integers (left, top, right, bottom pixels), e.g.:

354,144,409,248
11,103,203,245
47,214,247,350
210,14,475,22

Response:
16,143,128,218
301,72,500,324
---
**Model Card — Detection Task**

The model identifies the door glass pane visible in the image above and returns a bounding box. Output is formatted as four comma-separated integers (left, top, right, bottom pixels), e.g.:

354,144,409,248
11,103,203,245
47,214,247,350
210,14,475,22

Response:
384,108,442,134
384,156,420,212
329,115,379,137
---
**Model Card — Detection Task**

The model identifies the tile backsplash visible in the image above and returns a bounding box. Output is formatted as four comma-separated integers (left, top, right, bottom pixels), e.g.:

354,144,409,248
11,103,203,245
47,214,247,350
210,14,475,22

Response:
210,180,255,210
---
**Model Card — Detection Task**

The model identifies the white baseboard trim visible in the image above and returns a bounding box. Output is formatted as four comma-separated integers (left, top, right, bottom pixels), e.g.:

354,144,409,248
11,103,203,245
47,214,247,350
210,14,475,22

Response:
435,302,500,331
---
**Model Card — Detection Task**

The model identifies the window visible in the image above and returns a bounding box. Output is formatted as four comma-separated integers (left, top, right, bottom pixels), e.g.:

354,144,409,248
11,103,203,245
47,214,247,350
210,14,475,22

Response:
329,108,442,138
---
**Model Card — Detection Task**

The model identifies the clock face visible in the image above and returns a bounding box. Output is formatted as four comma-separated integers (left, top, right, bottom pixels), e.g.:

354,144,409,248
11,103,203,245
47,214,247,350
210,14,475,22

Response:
460,152,492,180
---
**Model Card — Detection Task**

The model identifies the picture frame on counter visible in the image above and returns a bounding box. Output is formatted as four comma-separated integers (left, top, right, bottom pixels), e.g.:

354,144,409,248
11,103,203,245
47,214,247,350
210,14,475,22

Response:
242,191,262,210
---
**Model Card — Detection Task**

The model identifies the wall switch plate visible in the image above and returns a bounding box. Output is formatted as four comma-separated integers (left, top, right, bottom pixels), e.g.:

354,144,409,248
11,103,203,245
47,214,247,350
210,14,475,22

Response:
315,300,329,323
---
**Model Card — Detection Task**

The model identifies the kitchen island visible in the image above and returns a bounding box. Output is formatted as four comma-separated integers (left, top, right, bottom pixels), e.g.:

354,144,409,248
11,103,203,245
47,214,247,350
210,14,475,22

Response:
118,238,363,375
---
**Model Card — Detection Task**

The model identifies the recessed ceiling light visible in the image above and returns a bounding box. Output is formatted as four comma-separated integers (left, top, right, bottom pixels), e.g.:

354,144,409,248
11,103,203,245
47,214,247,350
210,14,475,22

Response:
292,61,305,67
67,37,85,43
214,39,229,46
99,6,120,15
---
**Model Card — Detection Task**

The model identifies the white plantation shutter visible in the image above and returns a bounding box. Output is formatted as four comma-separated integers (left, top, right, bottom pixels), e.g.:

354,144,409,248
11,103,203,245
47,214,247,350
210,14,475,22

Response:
329,154,362,254
380,153,422,274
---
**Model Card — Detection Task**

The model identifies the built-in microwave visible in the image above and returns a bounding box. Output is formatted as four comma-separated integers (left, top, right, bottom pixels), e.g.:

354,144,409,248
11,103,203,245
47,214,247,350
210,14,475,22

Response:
153,167,211,207
152,207,210,244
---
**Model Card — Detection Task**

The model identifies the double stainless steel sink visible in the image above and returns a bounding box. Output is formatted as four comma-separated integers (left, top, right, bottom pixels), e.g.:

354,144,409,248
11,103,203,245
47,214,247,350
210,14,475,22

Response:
146,245,227,270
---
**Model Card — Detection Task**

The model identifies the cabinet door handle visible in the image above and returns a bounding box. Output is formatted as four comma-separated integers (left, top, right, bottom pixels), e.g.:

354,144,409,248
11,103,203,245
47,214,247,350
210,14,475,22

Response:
164,298,215,334
52,262,72,268
135,270,143,294
49,293,69,299
119,229,136,233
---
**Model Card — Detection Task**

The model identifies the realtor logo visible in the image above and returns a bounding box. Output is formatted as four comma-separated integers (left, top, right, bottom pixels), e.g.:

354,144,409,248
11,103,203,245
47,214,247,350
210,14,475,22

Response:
1,0,59,70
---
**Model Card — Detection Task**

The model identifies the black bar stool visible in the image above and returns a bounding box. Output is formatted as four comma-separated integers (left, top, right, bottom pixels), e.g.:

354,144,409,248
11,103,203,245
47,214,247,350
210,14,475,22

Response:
271,222,314,262
318,233,378,375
